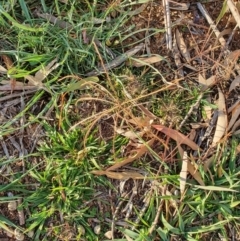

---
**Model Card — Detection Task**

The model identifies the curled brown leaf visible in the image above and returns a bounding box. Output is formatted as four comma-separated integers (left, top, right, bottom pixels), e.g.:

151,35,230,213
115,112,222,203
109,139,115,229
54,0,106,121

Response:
152,125,200,150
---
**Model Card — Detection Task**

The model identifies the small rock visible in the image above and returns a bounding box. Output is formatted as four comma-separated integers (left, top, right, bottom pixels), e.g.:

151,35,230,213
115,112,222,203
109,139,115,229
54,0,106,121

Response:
94,225,101,235
8,201,17,211
7,192,17,211
14,229,24,241
78,225,85,235
104,230,113,239
174,189,180,196
27,230,34,238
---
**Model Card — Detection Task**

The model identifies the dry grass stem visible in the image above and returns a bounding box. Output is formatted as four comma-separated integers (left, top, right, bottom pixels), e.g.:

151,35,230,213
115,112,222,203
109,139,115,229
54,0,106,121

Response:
197,2,226,47
227,0,240,29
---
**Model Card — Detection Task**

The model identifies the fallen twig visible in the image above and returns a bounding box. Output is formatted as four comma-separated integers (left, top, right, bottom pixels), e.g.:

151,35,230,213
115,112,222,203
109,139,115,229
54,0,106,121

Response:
17,198,25,225
195,110,218,154
227,0,240,29
178,93,203,130
0,89,37,102
163,0,172,50
149,199,164,234
111,191,131,239
197,2,226,47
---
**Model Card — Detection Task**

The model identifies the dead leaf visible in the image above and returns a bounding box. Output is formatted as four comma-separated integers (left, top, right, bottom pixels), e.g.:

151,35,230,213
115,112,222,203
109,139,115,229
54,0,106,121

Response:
233,129,240,135
116,128,144,141
35,58,59,82
91,170,145,180
25,58,59,86
1,55,17,91
206,75,216,87
128,116,153,129
203,156,216,172
183,63,197,71
106,139,155,171
224,50,240,66
128,55,165,67
137,104,157,119
152,125,200,150
214,28,232,47
0,65,7,74
198,73,207,87
198,74,216,91
229,75,240,92
223,50,240,80
175,28,191,63
227,105,240,131
189,129,196,141
180,151,188,195
172,32,184,77
187,161,205,186
232,119,240,133
212,88,227,146
228,99,240,113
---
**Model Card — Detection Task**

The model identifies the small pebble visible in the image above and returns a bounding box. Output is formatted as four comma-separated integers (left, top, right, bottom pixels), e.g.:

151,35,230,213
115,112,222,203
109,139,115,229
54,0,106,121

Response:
104,230,113,239
27,230,34,238
78,225,85,235
174,189,180,196
7,192,17,211
14,229,24,241
94,225,101,235
8,201,17,211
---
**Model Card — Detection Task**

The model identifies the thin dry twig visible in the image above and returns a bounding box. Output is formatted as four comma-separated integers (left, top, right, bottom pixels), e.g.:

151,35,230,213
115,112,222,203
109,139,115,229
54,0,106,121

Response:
111,192,131,239
17,198,25,225
197,2,226,47
163,0,172,50
0,89,37,103
178,93,203,130
227,0,240,29
193,110,218,158
132,188,153,230
149,199,164,234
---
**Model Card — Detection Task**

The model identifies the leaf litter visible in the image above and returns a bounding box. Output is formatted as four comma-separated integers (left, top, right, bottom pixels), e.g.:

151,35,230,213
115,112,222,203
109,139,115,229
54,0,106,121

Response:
212,88,227,146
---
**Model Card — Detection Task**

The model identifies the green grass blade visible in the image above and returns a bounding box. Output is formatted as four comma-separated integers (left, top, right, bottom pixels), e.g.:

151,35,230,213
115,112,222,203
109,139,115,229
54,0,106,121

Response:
193,185,238,192
18,0,31,22
0,6,45,31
